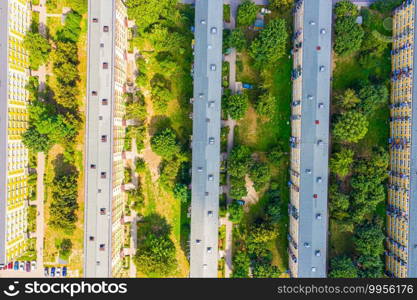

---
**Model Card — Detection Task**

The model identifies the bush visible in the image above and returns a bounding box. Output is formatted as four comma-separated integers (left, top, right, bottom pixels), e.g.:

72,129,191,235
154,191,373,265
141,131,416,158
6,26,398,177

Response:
173,183,190,204
334,0,359,17
224,29,247,51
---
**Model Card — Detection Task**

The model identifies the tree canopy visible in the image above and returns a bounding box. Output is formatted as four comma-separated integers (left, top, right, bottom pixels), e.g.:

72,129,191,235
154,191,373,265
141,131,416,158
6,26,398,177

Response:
24,32,51,70
333,111,368,143
329,255,358,278
223,93,249,120
249,18,288,68
151,128,180,159
237,0,259,27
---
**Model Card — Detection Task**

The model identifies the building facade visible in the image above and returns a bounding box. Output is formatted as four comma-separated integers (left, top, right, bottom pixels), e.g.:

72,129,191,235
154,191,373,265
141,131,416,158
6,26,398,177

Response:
0,0,31,266
387,0,417,278
289,0,332,278
84,0,128,277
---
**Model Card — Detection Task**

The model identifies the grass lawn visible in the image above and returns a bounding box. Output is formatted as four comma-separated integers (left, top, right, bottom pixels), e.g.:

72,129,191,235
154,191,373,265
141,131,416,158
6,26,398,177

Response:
233,30,292,274
329,7,392,259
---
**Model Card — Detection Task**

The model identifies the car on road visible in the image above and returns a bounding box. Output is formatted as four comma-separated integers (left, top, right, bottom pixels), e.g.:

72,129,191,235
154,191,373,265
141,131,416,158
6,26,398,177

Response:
44,267,49,277
50,267,55,277
19,261,25,271
31,261,37,271
62,267,67,277
14,262,19,270
56,267,61,277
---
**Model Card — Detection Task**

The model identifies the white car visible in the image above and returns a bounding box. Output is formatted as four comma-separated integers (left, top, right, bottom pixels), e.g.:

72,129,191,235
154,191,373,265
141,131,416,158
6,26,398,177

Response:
19,261,25,271
31,261,37,271
55,267,61,277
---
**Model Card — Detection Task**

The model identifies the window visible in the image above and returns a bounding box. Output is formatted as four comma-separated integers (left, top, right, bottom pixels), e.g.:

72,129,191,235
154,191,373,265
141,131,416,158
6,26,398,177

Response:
92,18,98,23
103,26,109,32
102,99,108,105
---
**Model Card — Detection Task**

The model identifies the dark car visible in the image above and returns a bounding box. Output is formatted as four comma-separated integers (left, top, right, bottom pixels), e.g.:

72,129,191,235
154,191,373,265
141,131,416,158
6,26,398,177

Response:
62,267,67,277
44,267,49,277
51,267,56,277
14,262,19,270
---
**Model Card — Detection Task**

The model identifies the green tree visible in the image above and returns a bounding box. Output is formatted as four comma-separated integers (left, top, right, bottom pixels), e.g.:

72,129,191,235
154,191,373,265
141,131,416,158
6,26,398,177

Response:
49,171,79,232
125,0,178,33
336,88,360,110
134,235,177,276
354,221,385,256
357,255,384,278
223,93,249,120
358,84,388,114
329,255,358,278
329,184,350,221
66,0,88,14
57,11,82,43
330,148,354,177
249,161,271,191
333,111,368,143
126,101,147,121
228,145,252,177
249,18,288,68
269,0,293,9
246,223,276,257
334,16,364,56
22,126,53,152
224,28,247,51
237,0,259,27
24,32,51,70
228,201,244,223
334,0,359,17
230,176,248,199
151,128,180,159
232,251,250,278
173,183,190,204
252,262,280,278
255,93,276,117
59,239,73,256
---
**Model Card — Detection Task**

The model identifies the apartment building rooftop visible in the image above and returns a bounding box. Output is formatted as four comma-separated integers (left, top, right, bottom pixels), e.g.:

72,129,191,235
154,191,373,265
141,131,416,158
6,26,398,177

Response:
189,0,223,278
288,0,332,278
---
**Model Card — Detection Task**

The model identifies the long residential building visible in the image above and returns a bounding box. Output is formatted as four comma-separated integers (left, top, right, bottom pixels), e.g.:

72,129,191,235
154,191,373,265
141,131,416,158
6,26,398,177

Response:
0,0,31,266
84,0,128,277
189,0,223,278
387,0,417,278
288,0,332,278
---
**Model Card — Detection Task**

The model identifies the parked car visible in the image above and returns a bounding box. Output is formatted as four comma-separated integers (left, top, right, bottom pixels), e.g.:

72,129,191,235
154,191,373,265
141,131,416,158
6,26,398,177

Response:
50,267,55,277
25,261,30,272
19,262,25,271
62,267,67,277
14,262,19,270
242,83,254,89
8,262,13,269
0,264,4,270
44,267,49,277
31,261,37,271
55,267,61,277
